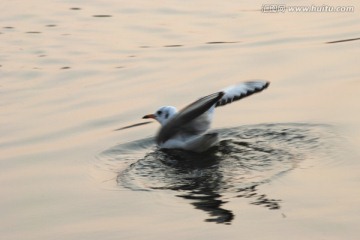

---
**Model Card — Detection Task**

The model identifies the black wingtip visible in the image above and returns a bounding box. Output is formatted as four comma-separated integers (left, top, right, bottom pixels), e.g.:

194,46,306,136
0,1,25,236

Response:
264,81,270,88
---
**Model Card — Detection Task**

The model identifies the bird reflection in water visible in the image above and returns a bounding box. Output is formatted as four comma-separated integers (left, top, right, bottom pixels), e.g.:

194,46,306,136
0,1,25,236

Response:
152,148,237,224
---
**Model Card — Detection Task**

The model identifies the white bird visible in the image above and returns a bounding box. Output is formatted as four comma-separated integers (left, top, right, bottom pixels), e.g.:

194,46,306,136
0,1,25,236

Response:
143,80,270,152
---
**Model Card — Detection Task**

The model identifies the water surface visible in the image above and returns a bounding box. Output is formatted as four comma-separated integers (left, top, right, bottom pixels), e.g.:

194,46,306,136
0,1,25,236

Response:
1,0,360,239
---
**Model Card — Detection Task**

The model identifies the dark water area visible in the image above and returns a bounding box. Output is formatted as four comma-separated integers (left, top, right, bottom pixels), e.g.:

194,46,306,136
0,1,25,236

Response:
99,123,338,225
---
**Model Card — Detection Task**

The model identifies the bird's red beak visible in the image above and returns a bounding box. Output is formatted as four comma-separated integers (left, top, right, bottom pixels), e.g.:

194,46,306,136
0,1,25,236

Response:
142,114,156,119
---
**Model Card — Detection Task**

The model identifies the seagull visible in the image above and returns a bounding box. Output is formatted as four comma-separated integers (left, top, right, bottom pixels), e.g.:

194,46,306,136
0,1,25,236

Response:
143,80,270,152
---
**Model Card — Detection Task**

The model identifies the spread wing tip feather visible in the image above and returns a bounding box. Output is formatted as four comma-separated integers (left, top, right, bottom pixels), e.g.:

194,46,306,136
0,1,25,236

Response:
216,80,270,107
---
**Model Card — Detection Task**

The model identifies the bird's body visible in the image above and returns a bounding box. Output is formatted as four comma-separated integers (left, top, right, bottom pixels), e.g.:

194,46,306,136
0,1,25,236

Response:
143,80,270,152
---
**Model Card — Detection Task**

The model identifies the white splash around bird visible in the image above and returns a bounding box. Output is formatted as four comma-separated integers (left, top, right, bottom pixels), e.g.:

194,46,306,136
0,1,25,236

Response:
141,80,270,152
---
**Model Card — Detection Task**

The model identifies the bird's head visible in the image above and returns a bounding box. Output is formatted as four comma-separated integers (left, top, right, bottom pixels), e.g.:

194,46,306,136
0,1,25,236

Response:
142,106,177,126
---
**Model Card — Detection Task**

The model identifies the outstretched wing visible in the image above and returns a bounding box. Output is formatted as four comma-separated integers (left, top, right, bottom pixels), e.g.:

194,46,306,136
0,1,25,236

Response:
156,80,270,145
156,92,224,145
216,80,270,107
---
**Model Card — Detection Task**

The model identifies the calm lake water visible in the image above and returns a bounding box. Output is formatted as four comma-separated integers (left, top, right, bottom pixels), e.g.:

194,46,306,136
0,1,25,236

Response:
1,0,360,239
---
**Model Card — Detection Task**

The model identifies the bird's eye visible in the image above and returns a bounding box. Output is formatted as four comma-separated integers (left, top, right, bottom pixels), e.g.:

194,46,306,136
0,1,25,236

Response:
157,110,162,115
165,113,169,119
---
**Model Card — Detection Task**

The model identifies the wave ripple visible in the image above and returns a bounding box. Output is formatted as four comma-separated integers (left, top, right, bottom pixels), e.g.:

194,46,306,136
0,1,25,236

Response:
98,123,335,224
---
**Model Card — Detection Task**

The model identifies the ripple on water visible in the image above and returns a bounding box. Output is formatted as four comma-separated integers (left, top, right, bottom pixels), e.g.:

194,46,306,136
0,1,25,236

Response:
98,123,336,224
